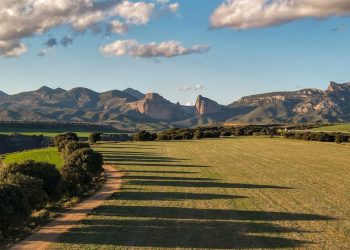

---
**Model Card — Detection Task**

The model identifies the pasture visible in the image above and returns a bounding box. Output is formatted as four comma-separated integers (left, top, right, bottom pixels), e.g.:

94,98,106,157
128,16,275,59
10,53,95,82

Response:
310,123,350,133
2,147,64,168
48,137,350,249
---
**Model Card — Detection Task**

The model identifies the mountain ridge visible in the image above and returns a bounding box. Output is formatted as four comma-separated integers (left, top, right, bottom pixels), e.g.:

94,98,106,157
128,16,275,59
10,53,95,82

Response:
1,81,350,129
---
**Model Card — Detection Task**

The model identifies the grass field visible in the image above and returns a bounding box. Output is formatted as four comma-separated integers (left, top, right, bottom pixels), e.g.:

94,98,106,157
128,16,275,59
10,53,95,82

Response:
310,124,350,132
2,147,64,168
51,137,350,249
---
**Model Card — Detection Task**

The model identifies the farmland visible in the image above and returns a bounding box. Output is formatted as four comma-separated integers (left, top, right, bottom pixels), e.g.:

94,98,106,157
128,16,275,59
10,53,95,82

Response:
2,147,64,168
51,137,350,249
310,123,350,133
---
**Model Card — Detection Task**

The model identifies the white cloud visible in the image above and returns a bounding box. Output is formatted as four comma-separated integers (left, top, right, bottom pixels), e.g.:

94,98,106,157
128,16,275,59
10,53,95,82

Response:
0,0,179,57
210,0,350,29
179,84,204,92
110,20,129,34
100,40,210,58
0,40,27,58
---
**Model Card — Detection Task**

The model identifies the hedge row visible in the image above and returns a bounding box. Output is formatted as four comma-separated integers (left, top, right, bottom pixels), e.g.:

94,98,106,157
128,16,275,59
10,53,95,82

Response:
283,131,349,144
0,132,103,237
133,125,279,141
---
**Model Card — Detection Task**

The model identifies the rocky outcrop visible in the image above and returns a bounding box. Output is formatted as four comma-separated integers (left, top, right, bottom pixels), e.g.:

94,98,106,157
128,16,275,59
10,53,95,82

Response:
195,95,222,115
129,93,192,120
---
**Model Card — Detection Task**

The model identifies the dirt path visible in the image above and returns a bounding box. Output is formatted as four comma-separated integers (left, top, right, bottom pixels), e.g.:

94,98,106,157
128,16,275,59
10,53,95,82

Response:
11,165,122,250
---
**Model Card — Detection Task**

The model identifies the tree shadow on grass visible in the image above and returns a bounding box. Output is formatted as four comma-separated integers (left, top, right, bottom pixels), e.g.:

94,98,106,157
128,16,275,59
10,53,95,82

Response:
55,218,311,249
92,205,334,222
126,180,294,189
110,191,248,201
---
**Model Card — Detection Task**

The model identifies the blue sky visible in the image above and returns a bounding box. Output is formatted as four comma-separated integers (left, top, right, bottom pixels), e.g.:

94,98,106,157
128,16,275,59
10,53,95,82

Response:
0,0,350,105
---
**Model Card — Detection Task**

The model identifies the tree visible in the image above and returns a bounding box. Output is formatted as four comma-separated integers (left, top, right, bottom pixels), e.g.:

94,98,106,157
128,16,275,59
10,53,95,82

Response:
1,161,63,202
0,184,30,236
64,141,90,158
89,132,101,145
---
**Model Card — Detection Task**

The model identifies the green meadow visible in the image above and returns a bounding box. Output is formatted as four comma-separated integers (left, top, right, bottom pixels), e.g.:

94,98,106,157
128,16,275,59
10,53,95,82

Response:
311,124,350,133
2,147,64,168
51,137,350,249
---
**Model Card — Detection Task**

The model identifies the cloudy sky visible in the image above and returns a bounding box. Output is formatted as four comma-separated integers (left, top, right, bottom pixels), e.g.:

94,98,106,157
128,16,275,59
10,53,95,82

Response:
0,0,350,105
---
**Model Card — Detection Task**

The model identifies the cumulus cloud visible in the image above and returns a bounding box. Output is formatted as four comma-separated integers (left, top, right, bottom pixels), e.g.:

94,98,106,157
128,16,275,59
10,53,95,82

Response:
179,84,204,91
0,40,27,58
100,40,210,58
0,0,179,57
210,0,350,29
109,20,129,34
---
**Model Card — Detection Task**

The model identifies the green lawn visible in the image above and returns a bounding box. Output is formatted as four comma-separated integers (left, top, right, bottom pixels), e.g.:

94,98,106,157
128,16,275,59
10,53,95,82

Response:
52,137,350,249
310,124,350,133
2,147,64,168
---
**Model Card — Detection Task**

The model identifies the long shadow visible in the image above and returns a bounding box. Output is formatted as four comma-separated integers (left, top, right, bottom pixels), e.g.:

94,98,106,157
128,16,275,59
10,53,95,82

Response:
127,180,293,189
93,205,334,221
103,155,185,163
105,162,211,168
125,170,197,174
55,219,310,248
123,176,217,181
110,191,247,201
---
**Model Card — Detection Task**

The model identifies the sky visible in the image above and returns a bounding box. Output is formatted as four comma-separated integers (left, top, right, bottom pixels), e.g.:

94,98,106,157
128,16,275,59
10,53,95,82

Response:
0,0,350,105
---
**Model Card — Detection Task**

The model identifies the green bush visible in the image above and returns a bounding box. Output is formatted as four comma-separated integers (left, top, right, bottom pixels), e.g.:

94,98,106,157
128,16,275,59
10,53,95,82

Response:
0,184,30,236
62,148,103,196
89,132,101,145
133,131,157,141
1,161,63,202
64,141,90,158
1,173,47,210
54,132,79,153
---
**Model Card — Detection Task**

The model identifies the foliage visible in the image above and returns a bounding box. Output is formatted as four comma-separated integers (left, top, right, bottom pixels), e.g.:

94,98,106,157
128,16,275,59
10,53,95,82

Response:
133,131,157,141
283,131,349,143
64,142,90,158
1,161,63,202
0,173,47,210
89,132,101,145
54,132,79,154
0,184,30,236
61,148,103,196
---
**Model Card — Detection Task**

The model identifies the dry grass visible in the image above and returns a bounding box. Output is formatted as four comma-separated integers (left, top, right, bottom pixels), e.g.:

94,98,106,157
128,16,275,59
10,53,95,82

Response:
52,137,350,249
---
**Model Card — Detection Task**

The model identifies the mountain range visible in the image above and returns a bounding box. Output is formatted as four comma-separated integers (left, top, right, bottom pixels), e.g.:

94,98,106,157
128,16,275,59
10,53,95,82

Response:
0,81,349,130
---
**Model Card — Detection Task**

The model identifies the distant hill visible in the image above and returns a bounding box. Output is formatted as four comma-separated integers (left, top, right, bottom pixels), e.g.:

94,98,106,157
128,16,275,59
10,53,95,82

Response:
1,81,350,129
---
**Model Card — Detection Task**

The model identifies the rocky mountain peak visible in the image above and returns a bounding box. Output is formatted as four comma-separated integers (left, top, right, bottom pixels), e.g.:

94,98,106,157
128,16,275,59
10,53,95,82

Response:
326,81,350,92
0,91,8,97
123,88,145,100
195,95,222,116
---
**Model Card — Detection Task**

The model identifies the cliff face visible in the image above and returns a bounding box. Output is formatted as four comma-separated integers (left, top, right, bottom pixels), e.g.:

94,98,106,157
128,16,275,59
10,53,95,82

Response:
195,95,223,115
129,93,193,120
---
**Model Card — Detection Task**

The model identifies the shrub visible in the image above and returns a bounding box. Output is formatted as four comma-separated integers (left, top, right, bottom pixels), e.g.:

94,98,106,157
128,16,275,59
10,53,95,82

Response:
0,184,30,235
1,161,63,202
133,131,157,141
62,148,103,196
53,132,79,147
335,134,349,144
64,141,90,158
89,132,101,145
1,173,47,210
54,133,79,154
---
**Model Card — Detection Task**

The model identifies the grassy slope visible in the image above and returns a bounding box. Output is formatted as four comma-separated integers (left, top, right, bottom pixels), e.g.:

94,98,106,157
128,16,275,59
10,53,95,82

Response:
52,138,350,249
2,147,64,168
311,124,350,132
